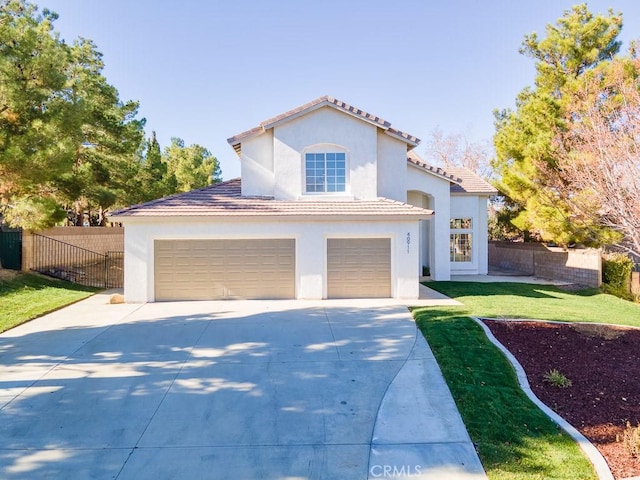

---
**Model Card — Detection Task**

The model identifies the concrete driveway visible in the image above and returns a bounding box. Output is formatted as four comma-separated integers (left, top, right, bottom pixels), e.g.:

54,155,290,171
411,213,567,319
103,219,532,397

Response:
0,292,485,479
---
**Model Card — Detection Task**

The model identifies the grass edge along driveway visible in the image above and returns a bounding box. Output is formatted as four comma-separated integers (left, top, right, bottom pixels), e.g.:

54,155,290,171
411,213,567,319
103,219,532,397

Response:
411,280,640,480
0,272,98,333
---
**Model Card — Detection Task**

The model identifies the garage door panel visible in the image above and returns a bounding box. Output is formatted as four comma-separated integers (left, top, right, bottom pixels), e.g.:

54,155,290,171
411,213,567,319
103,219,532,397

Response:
327,238,390,298
154,239,294,301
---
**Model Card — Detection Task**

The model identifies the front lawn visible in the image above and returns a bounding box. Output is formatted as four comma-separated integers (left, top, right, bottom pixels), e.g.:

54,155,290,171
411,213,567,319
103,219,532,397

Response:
414,308,596,479
412,280,640,479
0,273,98,333
427,281,640,326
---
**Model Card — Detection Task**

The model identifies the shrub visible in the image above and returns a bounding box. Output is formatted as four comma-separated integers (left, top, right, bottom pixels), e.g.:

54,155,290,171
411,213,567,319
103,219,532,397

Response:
602,252,633,299
621,422,640,458
572,323,626,340
543,369,572,388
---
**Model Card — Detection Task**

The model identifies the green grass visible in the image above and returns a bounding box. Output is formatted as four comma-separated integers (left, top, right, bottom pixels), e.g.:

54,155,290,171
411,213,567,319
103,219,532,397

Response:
413,307,597,479
0,273,98,333
412,281,640,479
426,281,640,326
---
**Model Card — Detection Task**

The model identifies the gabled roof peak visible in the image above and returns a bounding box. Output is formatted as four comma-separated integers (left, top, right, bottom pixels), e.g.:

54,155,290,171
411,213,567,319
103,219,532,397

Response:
227,96,420,155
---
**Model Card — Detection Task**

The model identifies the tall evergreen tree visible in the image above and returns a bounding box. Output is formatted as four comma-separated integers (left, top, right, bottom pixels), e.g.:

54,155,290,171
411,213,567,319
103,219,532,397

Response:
0,0,71,228
0,0,145,228
163,138,221,192
492,4,623,246
133,131,174,203
0,1,221,227
56,38,145,226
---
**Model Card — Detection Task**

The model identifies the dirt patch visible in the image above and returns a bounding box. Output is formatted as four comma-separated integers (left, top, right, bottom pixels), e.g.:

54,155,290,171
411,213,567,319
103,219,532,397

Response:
0,269,19,281
483,319,640,479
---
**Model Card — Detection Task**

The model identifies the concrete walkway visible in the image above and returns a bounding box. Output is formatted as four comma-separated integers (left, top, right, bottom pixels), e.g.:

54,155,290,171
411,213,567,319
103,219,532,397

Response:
0,292,485,479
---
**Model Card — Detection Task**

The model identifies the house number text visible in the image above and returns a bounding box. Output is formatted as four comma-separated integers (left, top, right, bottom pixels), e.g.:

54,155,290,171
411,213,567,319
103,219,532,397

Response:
406,232,410,253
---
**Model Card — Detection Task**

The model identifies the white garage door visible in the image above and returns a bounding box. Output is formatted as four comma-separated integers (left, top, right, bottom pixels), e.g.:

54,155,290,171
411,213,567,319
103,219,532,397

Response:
154,239,295,301
327,238,391,298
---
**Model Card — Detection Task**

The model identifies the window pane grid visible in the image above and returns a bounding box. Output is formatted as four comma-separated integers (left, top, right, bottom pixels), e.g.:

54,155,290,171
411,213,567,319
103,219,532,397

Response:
305,152,346,193
450,233,472,262
450,218,472,229
450,217,472,263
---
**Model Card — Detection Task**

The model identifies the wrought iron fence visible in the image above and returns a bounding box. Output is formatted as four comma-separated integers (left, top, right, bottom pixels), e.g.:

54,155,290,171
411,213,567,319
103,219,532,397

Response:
31,233,123,288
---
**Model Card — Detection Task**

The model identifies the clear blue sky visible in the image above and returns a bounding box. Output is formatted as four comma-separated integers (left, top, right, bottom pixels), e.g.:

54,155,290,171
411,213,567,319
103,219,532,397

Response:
41,0,640,180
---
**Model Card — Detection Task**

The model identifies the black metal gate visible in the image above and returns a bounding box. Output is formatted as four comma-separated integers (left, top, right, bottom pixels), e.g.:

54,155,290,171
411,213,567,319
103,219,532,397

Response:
0,229,22,270
31,233,123,288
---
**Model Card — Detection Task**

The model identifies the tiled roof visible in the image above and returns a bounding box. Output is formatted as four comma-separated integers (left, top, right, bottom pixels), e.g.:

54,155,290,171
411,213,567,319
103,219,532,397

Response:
110,179,434,219
406,151,497,195
227,96,420,155
446,167,498,195
406,151,458,183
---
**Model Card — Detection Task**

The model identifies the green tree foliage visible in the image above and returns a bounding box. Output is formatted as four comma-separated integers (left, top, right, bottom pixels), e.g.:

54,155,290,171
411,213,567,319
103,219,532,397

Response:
163,138,221,192
0,0,146,228
128,134,222,205
520,4,621,92
57,38,146,226
0,1,71,228
0,1,220,229
492,4,624,246
138,131,171,201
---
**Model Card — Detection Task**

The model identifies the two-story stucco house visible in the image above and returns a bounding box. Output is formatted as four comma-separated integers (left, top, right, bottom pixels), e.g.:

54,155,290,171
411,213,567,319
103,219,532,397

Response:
110,96,496,302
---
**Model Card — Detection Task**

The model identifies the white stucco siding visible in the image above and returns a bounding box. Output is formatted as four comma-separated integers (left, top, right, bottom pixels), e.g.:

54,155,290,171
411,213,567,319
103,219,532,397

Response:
376,134,408,202
240,131,274,197
450,194,490,274
272,107,378,200
407,191,431,274
120,217,420,302
406,166,451,281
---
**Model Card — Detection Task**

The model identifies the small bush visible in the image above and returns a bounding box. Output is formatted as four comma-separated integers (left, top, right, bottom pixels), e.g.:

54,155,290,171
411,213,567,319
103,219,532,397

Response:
602,253,633,300
572,323,626,340
543,369,572,388
621,422,640,458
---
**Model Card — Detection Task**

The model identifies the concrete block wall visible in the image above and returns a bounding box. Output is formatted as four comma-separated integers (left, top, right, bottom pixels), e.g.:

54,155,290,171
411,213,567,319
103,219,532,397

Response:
632,272,640,296
488,242,535,275
489,242,602,287
22,227,124,271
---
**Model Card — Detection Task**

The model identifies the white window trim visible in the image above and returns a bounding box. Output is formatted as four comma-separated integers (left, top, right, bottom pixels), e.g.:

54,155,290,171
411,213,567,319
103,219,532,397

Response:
450,218,473,263
301,144,350,196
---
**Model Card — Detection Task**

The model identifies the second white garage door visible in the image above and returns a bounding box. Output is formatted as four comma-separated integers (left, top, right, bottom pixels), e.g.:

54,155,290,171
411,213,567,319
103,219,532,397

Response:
327,238,391,298
154,239,295,301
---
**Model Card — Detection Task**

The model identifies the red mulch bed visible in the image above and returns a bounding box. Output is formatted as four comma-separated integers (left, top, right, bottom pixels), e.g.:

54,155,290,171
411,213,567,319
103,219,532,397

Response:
483,319,640,480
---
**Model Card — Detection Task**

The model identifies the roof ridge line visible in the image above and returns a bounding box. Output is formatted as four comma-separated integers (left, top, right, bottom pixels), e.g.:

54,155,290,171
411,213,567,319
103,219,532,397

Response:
227,96,420,152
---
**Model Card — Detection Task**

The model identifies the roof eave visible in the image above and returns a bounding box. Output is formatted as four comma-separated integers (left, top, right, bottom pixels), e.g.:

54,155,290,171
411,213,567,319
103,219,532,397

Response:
450,190,499,196
386,129,420,148
407,161,459,184
108,212,434,222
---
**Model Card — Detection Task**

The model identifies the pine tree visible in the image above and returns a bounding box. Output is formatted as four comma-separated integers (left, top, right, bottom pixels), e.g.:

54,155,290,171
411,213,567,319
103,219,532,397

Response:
492,4,623,246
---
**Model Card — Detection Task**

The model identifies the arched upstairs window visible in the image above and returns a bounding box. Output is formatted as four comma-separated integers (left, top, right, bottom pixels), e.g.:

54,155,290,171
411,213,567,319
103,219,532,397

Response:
303,145,348,193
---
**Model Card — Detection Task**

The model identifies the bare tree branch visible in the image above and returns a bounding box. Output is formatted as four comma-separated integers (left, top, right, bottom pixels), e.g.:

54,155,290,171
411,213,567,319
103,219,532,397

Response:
552,57,640,257
425,128,494,180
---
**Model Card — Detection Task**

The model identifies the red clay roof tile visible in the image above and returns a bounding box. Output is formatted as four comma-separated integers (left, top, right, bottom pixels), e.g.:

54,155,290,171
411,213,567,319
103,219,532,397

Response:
110,178,434,219
406,151,497,195
446,167,498,195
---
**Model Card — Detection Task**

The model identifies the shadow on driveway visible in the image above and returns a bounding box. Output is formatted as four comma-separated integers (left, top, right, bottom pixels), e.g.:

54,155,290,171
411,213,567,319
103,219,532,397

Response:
0,295,485,479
